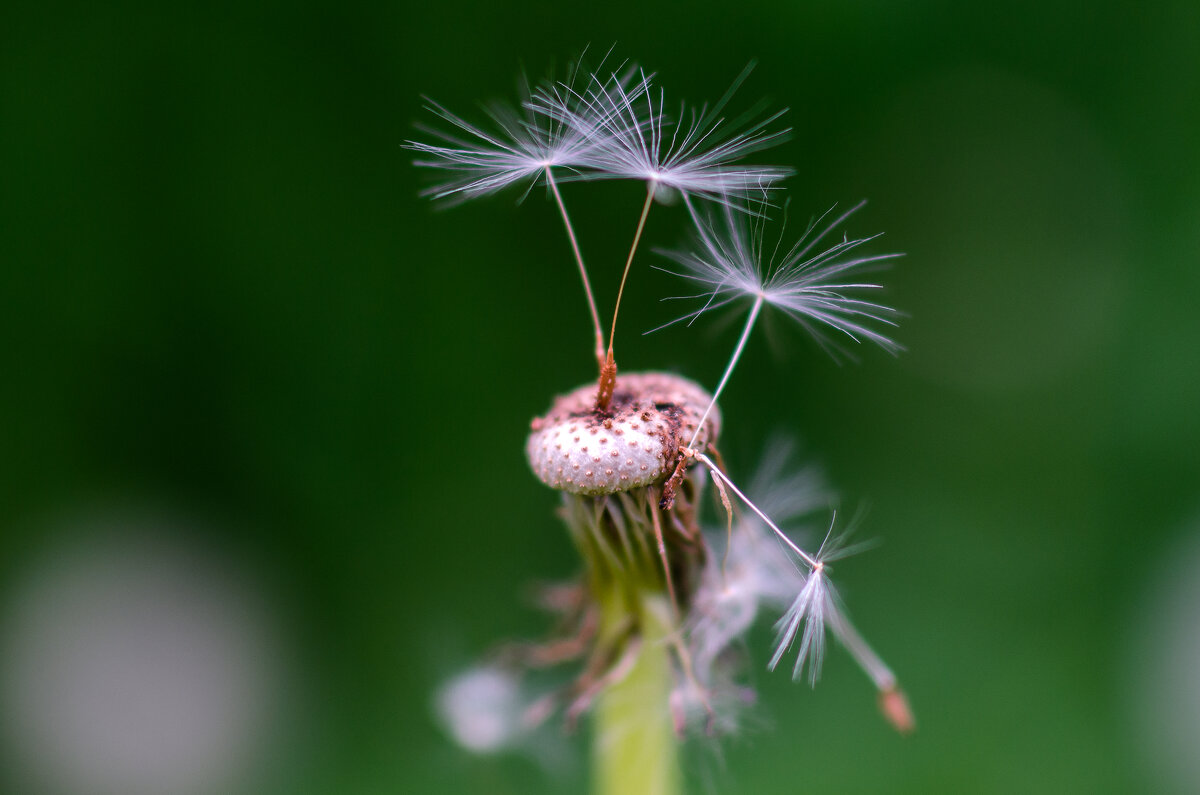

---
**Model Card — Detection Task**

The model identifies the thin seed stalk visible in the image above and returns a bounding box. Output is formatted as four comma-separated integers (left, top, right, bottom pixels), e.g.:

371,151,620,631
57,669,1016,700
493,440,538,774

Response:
593,585,681,795
545,168,605,369
596,182,657,412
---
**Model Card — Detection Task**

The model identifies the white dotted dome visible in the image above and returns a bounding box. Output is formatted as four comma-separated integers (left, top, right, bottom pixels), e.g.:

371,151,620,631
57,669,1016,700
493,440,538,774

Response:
526,372,720,496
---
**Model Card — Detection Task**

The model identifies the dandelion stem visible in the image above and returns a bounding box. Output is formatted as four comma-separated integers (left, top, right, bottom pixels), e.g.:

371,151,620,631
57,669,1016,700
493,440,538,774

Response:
546,168,606,370
597,181,657,411
688,295,764,449
593,585,681,795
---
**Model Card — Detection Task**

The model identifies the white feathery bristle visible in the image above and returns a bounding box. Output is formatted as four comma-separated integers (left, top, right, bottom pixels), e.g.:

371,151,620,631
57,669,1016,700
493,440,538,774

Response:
656,200,903,358
533,65,792,204
406,56,647,201
769,566,834,686
406,95,585,201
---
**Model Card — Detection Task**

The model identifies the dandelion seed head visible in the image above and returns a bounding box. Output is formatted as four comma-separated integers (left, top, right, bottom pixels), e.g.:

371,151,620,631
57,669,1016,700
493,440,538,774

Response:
412,53,913,750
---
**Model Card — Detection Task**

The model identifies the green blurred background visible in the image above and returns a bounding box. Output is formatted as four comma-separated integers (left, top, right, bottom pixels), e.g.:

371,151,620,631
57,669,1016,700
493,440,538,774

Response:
2,1,1199,793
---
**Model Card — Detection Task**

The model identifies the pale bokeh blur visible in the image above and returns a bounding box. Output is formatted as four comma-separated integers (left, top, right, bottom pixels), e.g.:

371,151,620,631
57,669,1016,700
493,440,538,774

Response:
1128,512,1200,795
1,521,288,795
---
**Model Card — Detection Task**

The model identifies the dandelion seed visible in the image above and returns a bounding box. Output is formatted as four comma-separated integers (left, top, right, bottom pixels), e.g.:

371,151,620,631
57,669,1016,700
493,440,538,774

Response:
652,200,901,470
686,450,906,712
687,447,828,706
407,55,648,366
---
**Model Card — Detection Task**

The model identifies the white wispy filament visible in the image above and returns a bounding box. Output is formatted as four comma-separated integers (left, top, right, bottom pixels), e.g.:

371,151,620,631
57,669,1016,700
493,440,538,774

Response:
769,565,832,685
659,198,903,356
405,63,644,201
533,64,793,205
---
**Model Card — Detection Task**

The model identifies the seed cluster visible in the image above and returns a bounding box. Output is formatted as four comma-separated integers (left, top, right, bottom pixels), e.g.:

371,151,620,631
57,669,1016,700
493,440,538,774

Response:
527,372,720,496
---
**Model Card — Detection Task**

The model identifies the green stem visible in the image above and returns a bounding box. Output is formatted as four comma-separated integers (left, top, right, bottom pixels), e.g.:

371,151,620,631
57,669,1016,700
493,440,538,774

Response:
593,585,681,795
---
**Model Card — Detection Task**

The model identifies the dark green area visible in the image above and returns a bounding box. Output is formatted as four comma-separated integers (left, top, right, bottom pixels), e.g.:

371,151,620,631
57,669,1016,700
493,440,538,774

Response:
2,0,1198,792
